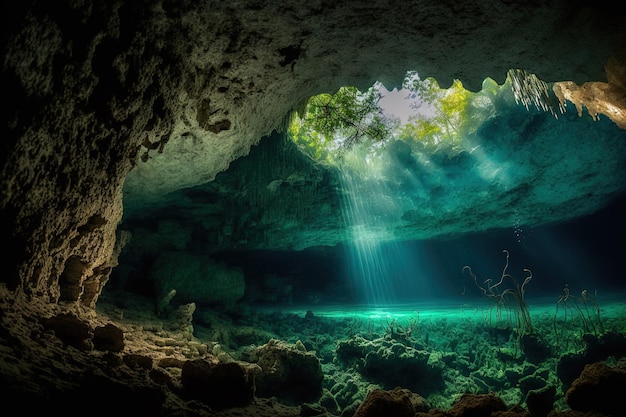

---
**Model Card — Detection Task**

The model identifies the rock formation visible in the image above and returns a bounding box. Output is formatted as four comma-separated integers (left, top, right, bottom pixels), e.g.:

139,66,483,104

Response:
1,1,625,415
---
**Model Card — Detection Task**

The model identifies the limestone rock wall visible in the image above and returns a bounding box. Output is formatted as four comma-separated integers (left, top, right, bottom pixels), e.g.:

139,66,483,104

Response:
1,1,182,305
1,0,625,307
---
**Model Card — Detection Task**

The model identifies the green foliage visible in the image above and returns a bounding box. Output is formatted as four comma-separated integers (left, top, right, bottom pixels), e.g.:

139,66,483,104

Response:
288,71,516,164
400,73,475,155
289,85,395,162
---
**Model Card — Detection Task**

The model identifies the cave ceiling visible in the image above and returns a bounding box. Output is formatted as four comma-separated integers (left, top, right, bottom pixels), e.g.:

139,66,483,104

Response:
121,0,625,207
116,1,626,254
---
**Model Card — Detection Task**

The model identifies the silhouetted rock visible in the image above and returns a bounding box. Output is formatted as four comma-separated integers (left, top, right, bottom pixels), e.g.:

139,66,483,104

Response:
353,387,415,417
565,360,626,415
525,385,556,417
41,312,93,350
557,332,626,387
520,333,551,365
181,359,255,409
93,323,124,352
448,392,507,417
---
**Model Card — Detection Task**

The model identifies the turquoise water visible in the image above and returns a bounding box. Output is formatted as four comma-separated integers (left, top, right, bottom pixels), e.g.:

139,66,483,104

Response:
260,292,625,322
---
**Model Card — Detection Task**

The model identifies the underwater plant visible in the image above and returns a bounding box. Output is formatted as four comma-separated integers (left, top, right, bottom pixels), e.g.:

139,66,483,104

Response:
552,284,605,353
462,250,534,335
382,314,421,347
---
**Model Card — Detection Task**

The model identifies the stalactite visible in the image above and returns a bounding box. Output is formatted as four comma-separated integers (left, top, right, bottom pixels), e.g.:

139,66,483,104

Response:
508,69,565,118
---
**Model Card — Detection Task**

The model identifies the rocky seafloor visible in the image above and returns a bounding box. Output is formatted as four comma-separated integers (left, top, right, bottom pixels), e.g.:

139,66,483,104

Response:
3,283,624,417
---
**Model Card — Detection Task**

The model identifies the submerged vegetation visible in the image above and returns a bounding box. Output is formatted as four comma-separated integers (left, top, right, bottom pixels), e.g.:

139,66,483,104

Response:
462,250,534,336
460,250,613,358
553,284,605,353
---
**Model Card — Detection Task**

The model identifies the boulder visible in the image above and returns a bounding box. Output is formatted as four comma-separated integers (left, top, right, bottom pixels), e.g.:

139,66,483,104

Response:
41,312,93,351
448,392,507,417
353,387,415,417
253,338,323,404
181,359,255,409
93,323,124,352
565,360,626,415
525,385,555,417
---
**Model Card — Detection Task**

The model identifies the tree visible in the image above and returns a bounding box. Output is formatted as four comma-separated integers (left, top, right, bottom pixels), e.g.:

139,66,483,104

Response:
289,85,397,162
399,73,472,155
289,72,513,163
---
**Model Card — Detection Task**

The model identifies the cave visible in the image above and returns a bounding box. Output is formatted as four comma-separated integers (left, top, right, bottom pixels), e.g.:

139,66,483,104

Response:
2,1,626,416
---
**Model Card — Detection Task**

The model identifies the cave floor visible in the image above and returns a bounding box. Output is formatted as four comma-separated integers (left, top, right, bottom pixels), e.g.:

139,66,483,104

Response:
97,288,626,412
2,285,624,415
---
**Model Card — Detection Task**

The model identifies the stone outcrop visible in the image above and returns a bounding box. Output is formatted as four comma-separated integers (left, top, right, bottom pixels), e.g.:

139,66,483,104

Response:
181,359,256,409
554,50,626,130
336,334,445,395
93,322,125,352
448,392,508,416
525,385,556,417
252,338,324,404
41,311,94,350
565,359,626,415
353,387,417,417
